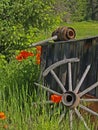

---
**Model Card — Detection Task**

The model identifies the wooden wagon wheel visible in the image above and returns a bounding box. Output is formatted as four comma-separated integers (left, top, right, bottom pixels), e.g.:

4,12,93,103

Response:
35,58,98,130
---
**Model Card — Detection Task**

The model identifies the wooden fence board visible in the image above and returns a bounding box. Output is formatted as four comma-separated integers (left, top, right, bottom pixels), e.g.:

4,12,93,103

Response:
41,37,98,97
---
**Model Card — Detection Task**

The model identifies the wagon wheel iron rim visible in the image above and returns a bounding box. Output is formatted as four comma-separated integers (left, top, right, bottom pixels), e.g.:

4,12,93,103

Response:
35,58,98,130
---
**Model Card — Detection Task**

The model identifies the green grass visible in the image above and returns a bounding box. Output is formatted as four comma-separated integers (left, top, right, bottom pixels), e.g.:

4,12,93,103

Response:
0,83,95,130
60,21,98,39
0,95,88,130
30,21,98,44
0,21,98,130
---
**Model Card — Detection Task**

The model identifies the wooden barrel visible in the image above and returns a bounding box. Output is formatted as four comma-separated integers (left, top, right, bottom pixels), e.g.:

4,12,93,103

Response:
52,26,76,41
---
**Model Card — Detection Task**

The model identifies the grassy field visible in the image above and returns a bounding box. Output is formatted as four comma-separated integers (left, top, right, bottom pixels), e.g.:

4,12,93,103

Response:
29,21,98,43
61,21,98,39
0,21,98,130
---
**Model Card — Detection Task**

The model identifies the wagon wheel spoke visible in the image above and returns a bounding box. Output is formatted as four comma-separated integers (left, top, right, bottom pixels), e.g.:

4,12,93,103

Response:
68,63,72,91
50,70,66,93
39,56,98,130
78,82,98,97
43,58,79,77
69,109,73,130
34,83,62,96
59,109,69,124
79,104,98,116
80,98,98,102
74,108,90,130
58,112,66,124
74,65,91,93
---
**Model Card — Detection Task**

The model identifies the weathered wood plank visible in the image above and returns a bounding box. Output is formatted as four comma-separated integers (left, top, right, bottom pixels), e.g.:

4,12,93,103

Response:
41,36,98,97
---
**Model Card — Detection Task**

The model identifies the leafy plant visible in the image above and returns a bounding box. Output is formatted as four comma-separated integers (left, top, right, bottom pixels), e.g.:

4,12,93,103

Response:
0,0,61,59
0,49,41,98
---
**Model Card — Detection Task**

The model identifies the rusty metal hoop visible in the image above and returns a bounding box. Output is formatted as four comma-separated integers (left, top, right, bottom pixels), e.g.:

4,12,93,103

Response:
52,26,76,41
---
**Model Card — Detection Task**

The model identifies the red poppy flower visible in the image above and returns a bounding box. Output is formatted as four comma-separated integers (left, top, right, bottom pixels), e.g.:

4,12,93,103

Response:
36,53,40,59
0,112,6,119
36,59,41,65
16,51,34,61
36,53,41,64
50,94,62,103
16,55,23,61
28,52,34,56
20,51,34,59
36,46,42,53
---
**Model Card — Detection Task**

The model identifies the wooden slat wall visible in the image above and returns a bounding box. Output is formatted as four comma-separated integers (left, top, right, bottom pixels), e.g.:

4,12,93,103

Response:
41,37,98,97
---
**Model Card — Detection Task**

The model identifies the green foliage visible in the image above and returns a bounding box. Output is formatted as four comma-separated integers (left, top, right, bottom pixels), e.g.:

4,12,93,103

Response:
0,0,57,29
0,21,97,130
1,0,98,61
70,0,87,21
0,51,40,96
0,54,7,86
0,0,61,59
54,0,98,22
61,0,87,22
61,21,98,39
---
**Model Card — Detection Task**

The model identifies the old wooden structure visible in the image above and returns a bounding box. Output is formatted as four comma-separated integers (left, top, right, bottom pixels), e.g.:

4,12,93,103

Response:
32,26,98,130
41,36,98,97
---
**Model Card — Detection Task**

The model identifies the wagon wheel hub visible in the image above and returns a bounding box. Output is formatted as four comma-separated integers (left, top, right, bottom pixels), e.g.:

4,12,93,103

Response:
35,57,98,130
62,91,80,108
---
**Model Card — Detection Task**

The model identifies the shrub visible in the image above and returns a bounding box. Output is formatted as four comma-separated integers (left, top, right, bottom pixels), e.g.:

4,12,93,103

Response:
0,48,41,99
